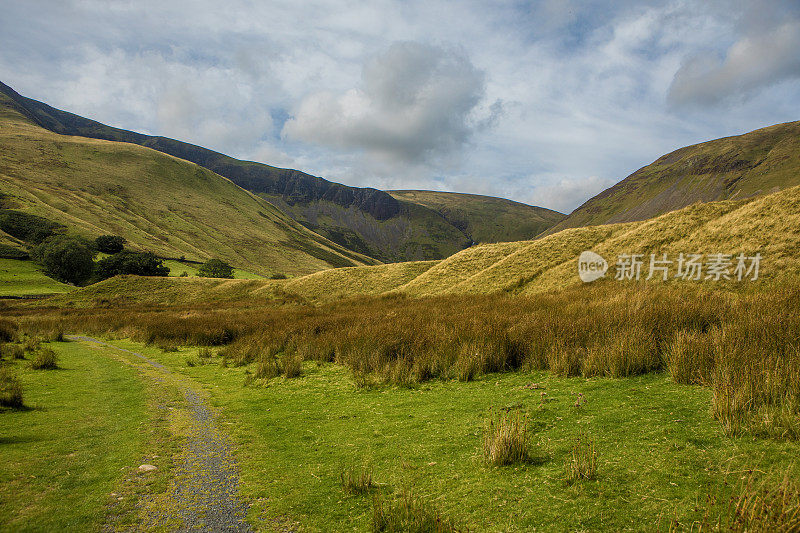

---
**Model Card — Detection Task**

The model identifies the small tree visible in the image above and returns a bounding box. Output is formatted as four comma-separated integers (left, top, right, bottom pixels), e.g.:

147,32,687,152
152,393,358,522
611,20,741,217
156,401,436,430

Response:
31,235,96,285
197,258,234,279
95,235,126,254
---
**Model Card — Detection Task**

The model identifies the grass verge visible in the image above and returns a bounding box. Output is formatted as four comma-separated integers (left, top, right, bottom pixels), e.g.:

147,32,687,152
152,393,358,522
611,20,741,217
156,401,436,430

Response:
0,341,150,530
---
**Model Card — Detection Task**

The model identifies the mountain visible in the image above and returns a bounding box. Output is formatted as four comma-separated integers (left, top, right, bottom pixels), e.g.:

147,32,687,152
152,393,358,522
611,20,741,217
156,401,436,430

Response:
544,121,800,235
0,88,377,276
389,190,565,244
0,81,564,262
57,182,800,307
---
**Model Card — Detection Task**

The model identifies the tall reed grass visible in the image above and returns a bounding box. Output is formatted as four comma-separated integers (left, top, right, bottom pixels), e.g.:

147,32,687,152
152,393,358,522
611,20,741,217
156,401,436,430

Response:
8,282,800,438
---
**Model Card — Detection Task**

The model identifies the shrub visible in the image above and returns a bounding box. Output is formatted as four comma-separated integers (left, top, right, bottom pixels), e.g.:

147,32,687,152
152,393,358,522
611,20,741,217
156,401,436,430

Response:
0,367,24,408
197,258,234,279
281,353,303,378
95,251,170,279
29,347,58,370
0,318,18,343
372,489,465,533
340,464,374,495
270,273,287,280
95,235,126,254
0,210,64,244
483,408,530,466
0,243,29,260
565,432,597,484
31,235,96,285
1,344,25,360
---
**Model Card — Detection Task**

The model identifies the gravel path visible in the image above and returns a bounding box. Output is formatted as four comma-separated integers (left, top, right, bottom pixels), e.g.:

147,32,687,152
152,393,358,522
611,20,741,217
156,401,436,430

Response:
70,336,251,532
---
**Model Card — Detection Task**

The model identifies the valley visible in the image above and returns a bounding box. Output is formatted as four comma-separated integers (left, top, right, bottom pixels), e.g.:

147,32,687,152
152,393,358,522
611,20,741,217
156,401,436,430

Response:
1,82,799,532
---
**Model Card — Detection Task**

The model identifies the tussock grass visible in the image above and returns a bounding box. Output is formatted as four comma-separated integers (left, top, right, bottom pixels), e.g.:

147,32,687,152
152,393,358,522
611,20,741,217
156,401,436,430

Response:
0,366,23,407
372,490,466,533
0,318,18,342
483,408,530,466
665,328,716,385
340,464,374,495
281,353,303,378
22,336,41,354
1,343,25,360
565,432,598,484
29,347,58,370
726,468,800,532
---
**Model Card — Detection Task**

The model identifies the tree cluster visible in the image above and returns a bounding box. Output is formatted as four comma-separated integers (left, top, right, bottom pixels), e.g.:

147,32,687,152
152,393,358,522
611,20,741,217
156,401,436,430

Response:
31,234,169,285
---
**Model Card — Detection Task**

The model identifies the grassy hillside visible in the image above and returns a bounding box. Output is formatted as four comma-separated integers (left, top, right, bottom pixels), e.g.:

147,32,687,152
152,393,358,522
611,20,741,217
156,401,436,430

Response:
390,190,565,243
0,91,377,277
0,81,562,262
48,183,800,307
0,258,72,296
262,194,471,261
546,120,800,235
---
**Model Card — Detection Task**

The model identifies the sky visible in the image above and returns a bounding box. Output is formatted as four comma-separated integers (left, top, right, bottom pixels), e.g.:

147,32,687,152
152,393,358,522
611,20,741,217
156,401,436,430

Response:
1,0,799,213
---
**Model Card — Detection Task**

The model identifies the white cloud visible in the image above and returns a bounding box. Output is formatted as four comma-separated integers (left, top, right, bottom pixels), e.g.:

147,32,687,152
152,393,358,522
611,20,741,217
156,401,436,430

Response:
668,19,800,106
282,42,487,166
525,176,619,214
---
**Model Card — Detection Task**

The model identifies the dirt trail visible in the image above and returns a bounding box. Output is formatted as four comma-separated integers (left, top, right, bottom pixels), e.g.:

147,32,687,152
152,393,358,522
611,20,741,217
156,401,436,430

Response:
70,336,251,532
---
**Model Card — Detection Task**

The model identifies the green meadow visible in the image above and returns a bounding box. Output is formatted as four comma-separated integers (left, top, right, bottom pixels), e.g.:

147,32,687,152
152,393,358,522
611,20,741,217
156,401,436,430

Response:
0,258,72,297
0,341,151,531
3,336,799,531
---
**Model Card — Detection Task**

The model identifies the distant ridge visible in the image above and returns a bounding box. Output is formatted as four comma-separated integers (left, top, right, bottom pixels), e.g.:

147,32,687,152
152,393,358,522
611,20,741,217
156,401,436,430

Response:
0,86,378,276
544,120,800,236
0,81,564,262
55,183,800,307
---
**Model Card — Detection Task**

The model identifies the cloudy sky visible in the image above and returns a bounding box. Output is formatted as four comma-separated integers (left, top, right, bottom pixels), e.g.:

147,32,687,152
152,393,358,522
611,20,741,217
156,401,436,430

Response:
2,1,799,213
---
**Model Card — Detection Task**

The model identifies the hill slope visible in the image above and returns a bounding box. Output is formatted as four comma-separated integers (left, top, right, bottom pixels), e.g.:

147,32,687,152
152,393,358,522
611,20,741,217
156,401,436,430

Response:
545,121,800,235
389,190,565,243
53,183,800,307
0,90,377,276
0,81,563,261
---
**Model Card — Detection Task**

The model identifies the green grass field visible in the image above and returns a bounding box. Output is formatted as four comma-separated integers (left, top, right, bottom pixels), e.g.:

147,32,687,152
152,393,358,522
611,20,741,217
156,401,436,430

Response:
4,282,800,531
0,341,151,531
85,340,800,531
0,258,72,297
162,260,264,279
